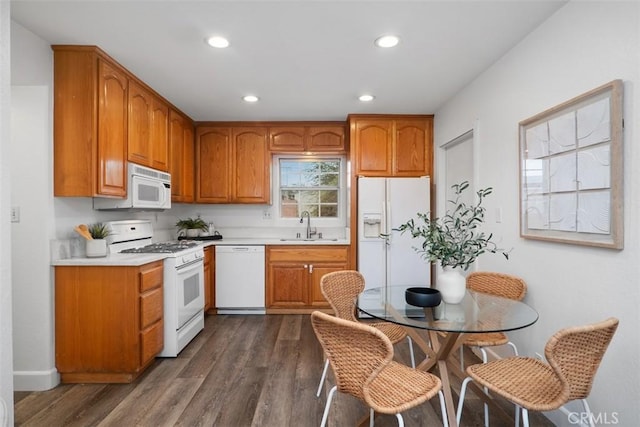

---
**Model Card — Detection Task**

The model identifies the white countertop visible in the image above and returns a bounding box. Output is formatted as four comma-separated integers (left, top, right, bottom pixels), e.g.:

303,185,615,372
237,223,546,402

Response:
199,237,350,247
51,238,351,266
52,252,168,267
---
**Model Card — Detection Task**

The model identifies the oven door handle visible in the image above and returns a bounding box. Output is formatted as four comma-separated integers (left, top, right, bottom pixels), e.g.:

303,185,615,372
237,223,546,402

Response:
176,258,204,271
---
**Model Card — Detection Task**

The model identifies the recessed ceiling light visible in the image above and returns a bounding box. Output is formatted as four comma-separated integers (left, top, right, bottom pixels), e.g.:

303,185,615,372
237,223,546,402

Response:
207,36,230,48
374,35,399,48
359,94,375,102
243,95,259,103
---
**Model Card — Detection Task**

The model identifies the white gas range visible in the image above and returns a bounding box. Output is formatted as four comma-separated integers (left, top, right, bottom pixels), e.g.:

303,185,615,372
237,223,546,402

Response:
106,220,205,357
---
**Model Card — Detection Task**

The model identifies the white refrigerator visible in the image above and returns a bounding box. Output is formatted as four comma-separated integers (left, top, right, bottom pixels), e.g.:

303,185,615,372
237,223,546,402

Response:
357,177,431,305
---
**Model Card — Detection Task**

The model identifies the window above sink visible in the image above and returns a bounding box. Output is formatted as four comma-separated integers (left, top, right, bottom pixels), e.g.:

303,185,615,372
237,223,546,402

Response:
273,155,348,228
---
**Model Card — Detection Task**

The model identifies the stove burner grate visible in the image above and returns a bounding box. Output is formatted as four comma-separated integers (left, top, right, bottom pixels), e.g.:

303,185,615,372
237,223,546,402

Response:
120,240,200,254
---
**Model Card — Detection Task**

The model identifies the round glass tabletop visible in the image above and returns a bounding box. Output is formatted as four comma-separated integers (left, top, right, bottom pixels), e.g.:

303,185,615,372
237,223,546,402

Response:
357,285,539,334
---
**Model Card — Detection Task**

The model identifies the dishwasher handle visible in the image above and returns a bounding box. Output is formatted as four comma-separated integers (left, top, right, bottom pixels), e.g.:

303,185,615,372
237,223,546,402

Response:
216,245,265,253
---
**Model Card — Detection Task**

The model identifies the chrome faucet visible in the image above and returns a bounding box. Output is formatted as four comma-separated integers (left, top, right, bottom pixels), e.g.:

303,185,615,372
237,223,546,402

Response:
300,211,317,239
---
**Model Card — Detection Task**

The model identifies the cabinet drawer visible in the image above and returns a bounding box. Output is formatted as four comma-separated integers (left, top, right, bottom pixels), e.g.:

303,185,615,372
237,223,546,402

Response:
267,246,349,263
140,261,163,292
140,320,163,365
140,287,163,329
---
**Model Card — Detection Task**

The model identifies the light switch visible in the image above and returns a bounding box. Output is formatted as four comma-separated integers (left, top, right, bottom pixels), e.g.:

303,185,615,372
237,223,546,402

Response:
495,207,502,223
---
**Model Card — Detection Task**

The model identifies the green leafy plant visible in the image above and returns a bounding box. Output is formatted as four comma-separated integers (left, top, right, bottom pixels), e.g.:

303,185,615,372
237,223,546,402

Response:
395,181,509,271
87,222,111,239
175,217,208,232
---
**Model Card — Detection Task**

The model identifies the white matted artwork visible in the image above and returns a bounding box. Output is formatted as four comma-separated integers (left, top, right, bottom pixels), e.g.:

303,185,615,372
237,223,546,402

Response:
519,80,623,249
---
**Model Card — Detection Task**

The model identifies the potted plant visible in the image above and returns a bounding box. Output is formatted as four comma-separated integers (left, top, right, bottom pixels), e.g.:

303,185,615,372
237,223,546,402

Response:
396,181,509,303
175,217,209,237
86,222,111,257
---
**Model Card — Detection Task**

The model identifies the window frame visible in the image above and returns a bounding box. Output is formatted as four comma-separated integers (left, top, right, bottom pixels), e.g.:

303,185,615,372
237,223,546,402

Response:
273,154,347,228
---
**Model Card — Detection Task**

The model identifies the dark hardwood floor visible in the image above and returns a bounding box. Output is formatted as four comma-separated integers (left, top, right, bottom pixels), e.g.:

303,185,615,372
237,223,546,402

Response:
14,314,555,426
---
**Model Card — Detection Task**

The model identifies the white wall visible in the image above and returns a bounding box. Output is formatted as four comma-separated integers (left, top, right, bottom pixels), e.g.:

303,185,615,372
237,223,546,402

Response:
435,2,639,426
0,1,14,424
9,21,59,391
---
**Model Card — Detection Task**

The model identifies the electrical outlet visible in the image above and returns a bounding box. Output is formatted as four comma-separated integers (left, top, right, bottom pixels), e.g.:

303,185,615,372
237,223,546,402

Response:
11,206,20,223
262,209,272,220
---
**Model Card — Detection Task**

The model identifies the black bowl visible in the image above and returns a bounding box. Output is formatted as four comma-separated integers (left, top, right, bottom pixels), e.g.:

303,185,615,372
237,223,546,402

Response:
405,287,442,307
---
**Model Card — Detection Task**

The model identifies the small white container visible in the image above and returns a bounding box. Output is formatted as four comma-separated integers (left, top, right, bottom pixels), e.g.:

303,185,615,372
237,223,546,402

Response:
86,239,108,258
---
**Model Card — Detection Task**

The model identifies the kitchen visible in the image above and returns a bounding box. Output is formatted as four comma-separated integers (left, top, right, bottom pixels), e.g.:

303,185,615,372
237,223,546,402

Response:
4,1,640,426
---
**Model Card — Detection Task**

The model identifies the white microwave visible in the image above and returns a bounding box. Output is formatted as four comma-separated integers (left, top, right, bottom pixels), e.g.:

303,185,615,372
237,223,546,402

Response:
93,163,171,210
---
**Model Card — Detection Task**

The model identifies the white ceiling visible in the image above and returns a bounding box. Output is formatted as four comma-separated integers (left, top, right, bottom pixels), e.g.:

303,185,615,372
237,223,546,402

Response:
11,0,567,122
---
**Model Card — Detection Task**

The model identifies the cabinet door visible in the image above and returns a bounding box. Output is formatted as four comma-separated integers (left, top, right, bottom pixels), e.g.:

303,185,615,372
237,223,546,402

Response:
354,119,393,176
140,320,163,366
269,126,305,151
128,80,152,167
203,247,213,311
309,263,348,307
150,96,169,172
169,111,185,201
394,119,431,176
267,263,309,308
97,59,128,197
196,127,231,203
307,126,346,152
169,110,195,202
182,123,195,201
232,127,270,203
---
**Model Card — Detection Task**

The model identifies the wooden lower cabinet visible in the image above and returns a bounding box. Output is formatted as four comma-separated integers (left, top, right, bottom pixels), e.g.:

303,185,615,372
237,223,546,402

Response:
54,260,164,383
204,246,216,313
266,246,349,312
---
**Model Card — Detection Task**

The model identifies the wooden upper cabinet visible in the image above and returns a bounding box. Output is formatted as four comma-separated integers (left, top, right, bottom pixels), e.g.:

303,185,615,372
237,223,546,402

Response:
150,96,169,171
128,81,152,166
196,125,270,204
128,81,169,172
394,120,431,176
96,59,128,197
307,126,346,152
233,127,270,203
353,119,393,175
350,115,433,177
53,47,128,197
169,109,194,203
196,127,231,203
269,126,305,151
53,45,188,197
269,123,346,153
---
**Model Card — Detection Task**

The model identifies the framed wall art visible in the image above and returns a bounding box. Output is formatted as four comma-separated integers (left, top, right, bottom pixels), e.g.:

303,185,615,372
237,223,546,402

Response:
519,80,623,249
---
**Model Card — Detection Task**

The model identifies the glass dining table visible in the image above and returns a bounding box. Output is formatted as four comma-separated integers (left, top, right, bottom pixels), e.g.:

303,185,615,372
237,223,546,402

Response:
357,285,539,427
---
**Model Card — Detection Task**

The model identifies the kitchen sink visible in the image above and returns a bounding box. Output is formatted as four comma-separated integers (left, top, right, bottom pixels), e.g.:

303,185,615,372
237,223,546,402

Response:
279,238,339,242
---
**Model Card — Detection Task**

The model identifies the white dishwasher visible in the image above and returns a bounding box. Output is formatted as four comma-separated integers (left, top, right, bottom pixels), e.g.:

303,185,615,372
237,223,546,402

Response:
215,245,266,314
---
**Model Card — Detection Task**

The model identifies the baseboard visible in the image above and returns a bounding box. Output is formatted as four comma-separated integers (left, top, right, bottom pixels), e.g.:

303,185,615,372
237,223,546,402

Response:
13,368,60,391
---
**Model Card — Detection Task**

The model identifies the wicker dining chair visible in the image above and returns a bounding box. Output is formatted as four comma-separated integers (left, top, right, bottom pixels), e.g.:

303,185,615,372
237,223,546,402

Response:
461,272,528,366
457,317,619,427
316,270,416,397
311,311,448,427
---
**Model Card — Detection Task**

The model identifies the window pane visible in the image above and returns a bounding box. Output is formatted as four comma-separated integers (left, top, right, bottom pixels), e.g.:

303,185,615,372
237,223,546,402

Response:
279,158,341,219
280,190,299,217
320,205,338,217
320,190,337,203
300,205,319,216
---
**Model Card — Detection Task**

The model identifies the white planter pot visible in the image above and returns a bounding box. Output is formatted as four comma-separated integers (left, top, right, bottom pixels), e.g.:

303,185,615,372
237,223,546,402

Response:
437,266,466,304
86,239,107,258
186,229,199,237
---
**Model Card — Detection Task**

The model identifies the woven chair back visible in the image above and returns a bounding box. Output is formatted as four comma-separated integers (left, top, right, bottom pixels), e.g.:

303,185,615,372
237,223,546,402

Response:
466,271,527,301
311,311,393,399
320,270,365,322
545,317,619,401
